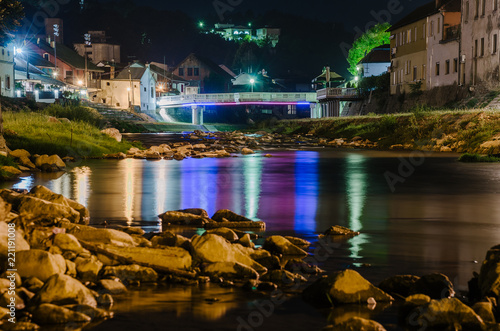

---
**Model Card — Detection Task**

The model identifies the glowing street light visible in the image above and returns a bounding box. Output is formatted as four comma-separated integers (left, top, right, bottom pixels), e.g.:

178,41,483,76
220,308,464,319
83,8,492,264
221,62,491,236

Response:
250,78,255,93
199,21,204,28
77,80,83,86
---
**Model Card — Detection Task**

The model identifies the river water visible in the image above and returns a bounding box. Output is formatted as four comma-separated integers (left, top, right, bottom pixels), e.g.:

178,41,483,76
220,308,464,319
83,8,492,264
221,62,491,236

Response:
3,147,500,330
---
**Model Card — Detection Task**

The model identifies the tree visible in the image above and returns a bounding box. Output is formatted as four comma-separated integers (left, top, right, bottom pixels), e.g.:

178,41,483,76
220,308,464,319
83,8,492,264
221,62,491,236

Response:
347,23,390,76
0,0,23,152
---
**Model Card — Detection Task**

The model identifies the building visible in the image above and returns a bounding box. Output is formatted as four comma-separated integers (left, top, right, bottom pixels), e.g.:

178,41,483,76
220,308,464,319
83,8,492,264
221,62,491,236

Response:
98,62,156,112
255,28,281,47
74,31,121,64
149,63,189,96
460,0,499,85
358,44,390,78
211,24,280,46
0,43,15,98
172,53,235,93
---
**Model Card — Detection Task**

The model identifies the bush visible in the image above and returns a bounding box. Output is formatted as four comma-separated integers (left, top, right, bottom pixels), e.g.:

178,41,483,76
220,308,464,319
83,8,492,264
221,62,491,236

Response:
458,153,500,162
40,105,105,127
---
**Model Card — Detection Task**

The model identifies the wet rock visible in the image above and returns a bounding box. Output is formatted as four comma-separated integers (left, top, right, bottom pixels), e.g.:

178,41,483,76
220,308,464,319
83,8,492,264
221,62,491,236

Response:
413,298,485,330
64,223,135,247
322,225,360,236
177,208,209,218
284,236,310,247
98,279,127,294
65,304,112,320
409,273,455,299
238,233,255,248
102,264,158,283
32,303,91,324
53,233,83,253
212,209,253,223
0,196,11,222
378,275,420,298
159,210,211,226
16,250,66,282
0,166,22,179
241,148,255,155
207,227,239,242
17,156,36,170
203,262,259,280
285,259,323,275
103,245,192,270
32,273,97,307
103,152,126,159
131,234,152,247
263,236,308,257
325,317,387,331
101,128,122,142
8,149,30,159
65,259,77,277
1,322,40,330
75,255,103,282
302,269,393,306
479,245,500,300
472,301,496,323
0,222,30,260
30,186,89,223
23,277,44,293
204,220,266,230
191,234,266,275
97,293,114,308
0,291,24,309
255,255,281,271
34,154,66,172
261,270,307,285
151,231,190,249
17,196,80,223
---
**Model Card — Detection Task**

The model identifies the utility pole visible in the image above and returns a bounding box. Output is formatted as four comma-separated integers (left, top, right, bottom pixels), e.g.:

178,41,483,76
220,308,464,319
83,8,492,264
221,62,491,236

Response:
84,33,91,87
53,24,59,78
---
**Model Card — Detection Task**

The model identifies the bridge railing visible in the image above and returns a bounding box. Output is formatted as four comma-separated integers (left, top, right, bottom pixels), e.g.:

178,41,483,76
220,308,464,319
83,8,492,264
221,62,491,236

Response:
157,92,317,106
317,88,359,100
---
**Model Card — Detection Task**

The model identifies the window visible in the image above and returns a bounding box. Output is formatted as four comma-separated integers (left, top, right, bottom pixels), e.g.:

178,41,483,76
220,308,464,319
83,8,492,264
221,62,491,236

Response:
106,82,110,86
423,23,426,39
475,39,478,57
436,62,440,76
178,67,184,76
422,65,426,80
430,21,434,36
151,86,154,98
413,66,417,81
5,75,10,90
445,60,450,74
144,87,147,92
465,1,470,20
43,53,49,60
403,31,406,44
187,67,193,76
415,27,418,41
407,29,411,43
482,0,486,15
475,0,479,18
494,34,498,54
194,67,199,76
495,0,498,11
396,33,399,46
437,17,441,34
454,58,458,72
481,37,485,56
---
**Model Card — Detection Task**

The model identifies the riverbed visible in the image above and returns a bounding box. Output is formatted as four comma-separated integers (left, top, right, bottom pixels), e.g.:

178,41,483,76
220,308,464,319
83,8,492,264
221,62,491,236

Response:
3,148,500,330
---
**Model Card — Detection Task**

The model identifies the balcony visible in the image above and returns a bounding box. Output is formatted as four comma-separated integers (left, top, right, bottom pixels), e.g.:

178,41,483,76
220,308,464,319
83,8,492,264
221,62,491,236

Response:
316,88,360,100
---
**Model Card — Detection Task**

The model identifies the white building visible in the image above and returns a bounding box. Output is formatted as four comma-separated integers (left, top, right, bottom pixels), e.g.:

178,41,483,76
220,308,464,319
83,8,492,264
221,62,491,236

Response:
0,43,15,98
359,45,390,78
98,63,156,113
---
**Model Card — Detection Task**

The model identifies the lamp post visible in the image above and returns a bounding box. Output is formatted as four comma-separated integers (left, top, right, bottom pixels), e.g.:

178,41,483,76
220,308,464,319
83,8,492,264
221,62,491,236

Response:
84,33,91,88
53,24,59,78
250,78,255,93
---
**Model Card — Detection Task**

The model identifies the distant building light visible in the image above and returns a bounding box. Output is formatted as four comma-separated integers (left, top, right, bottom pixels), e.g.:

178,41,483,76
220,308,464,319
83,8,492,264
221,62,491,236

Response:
16,90,21,97
77,80,83,86
234,31,239,35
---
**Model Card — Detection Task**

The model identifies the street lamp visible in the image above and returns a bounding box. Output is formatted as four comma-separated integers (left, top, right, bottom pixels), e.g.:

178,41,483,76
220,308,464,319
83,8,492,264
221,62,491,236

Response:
250,78,255,93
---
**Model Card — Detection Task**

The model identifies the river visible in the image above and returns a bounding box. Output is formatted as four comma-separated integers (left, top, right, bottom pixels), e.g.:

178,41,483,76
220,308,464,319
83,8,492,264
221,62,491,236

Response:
3,147,500,330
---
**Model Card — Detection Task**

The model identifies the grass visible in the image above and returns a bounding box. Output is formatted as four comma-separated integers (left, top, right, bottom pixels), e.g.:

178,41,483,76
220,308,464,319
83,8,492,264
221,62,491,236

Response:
0,155,19,180
458,153,500,162
3,111,137,158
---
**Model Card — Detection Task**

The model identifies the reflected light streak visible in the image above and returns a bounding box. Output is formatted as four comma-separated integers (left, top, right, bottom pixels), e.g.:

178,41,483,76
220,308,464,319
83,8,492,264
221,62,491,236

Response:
294,151,319,235
72,167,92,207
243,155,262,220
12,176,34,191
48,173,71,197
123,159,135,225
155,161,167,216
345,154,368,259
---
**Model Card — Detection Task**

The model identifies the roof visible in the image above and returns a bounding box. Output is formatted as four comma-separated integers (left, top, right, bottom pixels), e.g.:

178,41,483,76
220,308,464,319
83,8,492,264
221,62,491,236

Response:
389,1,438,31
359,45,391,64
16,52,55,68
149,64,187,82
33,39,103,72
175,53,235,80
114,63,147,80
15,58,65,86
312,70,344,83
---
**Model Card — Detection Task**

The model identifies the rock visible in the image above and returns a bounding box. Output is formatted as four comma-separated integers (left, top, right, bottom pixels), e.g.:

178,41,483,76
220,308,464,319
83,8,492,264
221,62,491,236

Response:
131,234,152,247
30,185,90,223
238,233,255,248
284,236,311,247
263,236,308,257
65,259,77,277
204,220,266,230
410,273,455,299
65,304,111,320
151,231,190,248
159,211,211,226
207,227,239,242
415,298,485,330
264,154,272,157
32,273,97,307
241,148,255,155
191,234,266,275
97,293,114,308
104,152,126,159
285,259,323,275
472,301,496,323
302,269,394,306
192,144,207,150
32,303,91,324
322,225,360,236
0,222,30,261
378,275,420,297
479,245,500,299
1,271,22,287
255,255,281,271
101,128,122,142
8,149,30,159
102,264,158,283
17,196,80,223
1,322,40,330
176,208,209,218
0,291,24,309
257,282,278,291
48,116,60,123
23,277,45,293
34,154,66,172
212,209,253,223
390,144,404,150
0,196,11,222
328,317,387,331
64,223,135,247
18,156,36,169
440,146,452,152
16,250,66,282
102,245,192,271
116,226,145,236
261,270,307,284
75,256,103,282
53,233,83,253
203,262,259,280
98,279,127,294
1,166,21,178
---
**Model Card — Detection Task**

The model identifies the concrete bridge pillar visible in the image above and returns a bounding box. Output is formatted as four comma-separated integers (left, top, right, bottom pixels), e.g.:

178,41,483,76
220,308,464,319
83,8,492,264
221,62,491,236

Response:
310,103,320,118
191,106,204,125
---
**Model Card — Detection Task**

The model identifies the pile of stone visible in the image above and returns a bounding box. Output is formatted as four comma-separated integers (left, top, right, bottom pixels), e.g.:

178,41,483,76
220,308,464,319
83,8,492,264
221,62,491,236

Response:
0,149,66,181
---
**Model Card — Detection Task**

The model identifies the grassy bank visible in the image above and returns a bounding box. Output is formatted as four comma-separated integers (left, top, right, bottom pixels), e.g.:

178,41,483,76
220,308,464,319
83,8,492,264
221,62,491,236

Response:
264,109,500,153
3,111,137,158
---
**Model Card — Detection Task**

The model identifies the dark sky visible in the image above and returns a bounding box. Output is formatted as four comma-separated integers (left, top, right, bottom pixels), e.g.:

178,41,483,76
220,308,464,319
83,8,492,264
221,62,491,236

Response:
133,0,429,29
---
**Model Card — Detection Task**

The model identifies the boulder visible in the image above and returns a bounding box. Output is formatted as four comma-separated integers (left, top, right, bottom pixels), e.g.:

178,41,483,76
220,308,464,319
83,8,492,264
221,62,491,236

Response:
23,277,45,293
159,211,211,226
302,269,393,306
238,233,255,248
241,148,255,155
261,270,307,284
16,250,66,282
53,233,83,253
263,236,308,257
322,225,360,236
30,186,89,223
285,259,323,275
207,227,239,242
191,234,266,275
176,208,209,218
472,301,496,323
66,259,77,277
0,291,24,309
102,245,192,271
410,273,455,299
0,196,11,222
64,224,135,247
98,279,127,294
151,231,189,248
414,298,485,330
1,166,21,178
284,236,311,247
102,264,158,283
17,196,80,223
8,149,30,159
203,262,259,280
1,322,40,330
32,303,91,324
0,222,30,260
65,304,111,320
255,255,281,271
32,273,97,307
34,154,66,172
212,209,253,223
75,256,103,282
378,275,420,297
328,317,387,331
479,245,500,299
101,128,122,142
